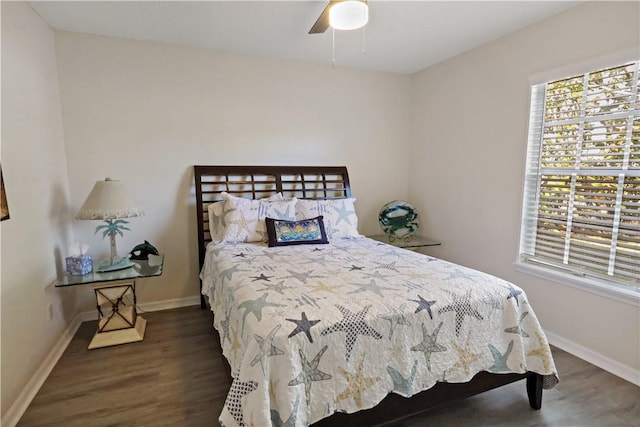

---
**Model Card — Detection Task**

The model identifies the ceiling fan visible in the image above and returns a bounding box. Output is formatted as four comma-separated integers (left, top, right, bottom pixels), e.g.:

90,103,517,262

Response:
308,0,369,34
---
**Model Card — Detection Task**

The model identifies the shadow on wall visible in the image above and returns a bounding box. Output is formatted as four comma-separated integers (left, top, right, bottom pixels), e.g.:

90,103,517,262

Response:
49,181,79,324
182,166,201,294
50,182,73,278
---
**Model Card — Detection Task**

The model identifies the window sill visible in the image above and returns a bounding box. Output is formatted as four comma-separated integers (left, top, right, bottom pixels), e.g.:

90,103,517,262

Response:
513,261,640,307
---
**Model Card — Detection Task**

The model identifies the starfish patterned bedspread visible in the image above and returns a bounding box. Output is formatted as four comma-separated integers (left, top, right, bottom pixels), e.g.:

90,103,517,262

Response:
200,237,559,427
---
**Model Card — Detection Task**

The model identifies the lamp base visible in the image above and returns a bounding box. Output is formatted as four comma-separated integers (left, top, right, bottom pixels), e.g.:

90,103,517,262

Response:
96,257,134,272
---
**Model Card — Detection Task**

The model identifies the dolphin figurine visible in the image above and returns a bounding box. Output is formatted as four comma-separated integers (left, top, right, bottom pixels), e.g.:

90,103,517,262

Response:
129,240,159,260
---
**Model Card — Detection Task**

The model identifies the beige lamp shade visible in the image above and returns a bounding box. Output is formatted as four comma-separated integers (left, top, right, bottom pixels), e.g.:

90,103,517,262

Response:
76,178,144,220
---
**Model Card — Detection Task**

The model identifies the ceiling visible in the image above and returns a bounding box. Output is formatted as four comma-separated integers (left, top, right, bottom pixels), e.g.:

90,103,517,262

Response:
28,1,581,74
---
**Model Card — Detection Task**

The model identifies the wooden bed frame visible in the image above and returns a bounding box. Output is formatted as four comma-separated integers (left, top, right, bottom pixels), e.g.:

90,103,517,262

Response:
193,165,544,426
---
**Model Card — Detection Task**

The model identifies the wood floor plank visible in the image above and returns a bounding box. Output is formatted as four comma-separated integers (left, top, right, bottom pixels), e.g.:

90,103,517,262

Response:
17,306,640,427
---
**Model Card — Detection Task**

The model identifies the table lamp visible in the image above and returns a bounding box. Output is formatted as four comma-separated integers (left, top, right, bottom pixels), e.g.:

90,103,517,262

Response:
76,177,144,272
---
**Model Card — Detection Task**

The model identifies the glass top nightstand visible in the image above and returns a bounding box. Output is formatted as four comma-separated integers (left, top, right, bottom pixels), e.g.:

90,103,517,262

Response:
56,255,163,349
367,234,441,249
56,255,164,287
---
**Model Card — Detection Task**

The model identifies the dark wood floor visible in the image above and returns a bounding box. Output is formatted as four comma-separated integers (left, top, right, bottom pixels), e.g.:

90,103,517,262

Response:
17,306,640,427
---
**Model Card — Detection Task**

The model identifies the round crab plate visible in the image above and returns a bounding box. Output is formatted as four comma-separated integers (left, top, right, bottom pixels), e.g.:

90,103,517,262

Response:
378,200,420,239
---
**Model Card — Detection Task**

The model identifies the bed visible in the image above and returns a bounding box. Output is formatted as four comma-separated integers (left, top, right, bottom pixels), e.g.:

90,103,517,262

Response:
194,165,558,427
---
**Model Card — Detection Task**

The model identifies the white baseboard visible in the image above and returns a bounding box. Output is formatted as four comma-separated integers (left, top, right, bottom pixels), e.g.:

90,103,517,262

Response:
1,296,201,427
544,329,640,386
138,295,201,313
77,295,202,321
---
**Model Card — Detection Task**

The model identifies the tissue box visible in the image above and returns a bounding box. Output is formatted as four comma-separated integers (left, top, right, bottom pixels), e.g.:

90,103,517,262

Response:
66,255,93,275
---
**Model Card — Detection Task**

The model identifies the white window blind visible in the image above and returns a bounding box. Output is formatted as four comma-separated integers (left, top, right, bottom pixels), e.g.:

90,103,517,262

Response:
520,61,640,292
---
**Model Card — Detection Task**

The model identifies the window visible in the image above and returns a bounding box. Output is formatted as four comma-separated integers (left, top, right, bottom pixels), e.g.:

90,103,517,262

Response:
519,60,640,295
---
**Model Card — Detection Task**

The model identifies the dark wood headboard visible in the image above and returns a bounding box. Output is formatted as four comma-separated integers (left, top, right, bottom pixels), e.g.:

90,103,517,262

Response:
194,165,351,304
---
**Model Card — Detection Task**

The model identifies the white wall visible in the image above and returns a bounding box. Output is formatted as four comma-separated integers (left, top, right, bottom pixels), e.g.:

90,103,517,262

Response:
410,1,640,374
54,32,413,309
1,1,76,417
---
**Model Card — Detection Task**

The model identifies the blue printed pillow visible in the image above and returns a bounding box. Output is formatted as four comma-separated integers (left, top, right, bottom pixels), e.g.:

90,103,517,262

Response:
265,216,329,247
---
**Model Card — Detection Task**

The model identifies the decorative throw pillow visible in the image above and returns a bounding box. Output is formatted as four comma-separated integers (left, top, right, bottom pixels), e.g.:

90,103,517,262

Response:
295,198,359,239
207,193,284,243
265,216,329,247
220,192,296,243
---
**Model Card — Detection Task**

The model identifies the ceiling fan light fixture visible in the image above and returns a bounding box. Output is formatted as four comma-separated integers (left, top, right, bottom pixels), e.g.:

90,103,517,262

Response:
329,0,368,31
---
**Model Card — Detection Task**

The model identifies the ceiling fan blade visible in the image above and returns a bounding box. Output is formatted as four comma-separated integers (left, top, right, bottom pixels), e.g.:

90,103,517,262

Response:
308,1,339,34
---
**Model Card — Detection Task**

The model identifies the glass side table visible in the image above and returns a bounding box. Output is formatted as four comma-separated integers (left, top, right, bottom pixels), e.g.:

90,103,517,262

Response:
56,255,164,349
367,234,441,250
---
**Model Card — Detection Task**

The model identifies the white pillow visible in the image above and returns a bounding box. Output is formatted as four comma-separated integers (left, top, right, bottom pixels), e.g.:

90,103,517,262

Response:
207,201,226,243
207,193,284,243
295,198,360,239
220,192,296,243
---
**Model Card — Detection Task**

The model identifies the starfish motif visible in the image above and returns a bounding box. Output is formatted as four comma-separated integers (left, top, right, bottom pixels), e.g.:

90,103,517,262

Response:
411,322,447,371
401,281,423,292
438,289,483,336
207,245,225,257
257,280,294,295
312,247,324,252
230,325,241,357
347,279,394,297
282,269,326,284
527,331,552,371
332,201,355,226
373,261,405,273
286,312,321,343
288,293,323,309
256,225,271,241
361,270,391,280
271,395,300,427
504,311,530,337
239,293,285,334
386,360,418,396
480,293,505,312
220,264,247,284
489,340,514,372
442,267,475,282
380,303,411,339
307,281,341,294
250,325,285,375
261,249,281,260
302,255,332,267
503,283,524,306
336,353,380,407
288,345,332,405
411,295,437,319
270,204,294,221
378,246,403,258
219,307,232,344
227,208,257,239
448,332,482,375
233,252,248,258
321,305,382,361
348,265,364,271
224,378,258,426
251,273,273,282
405,270,430,282
390,341,407,363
